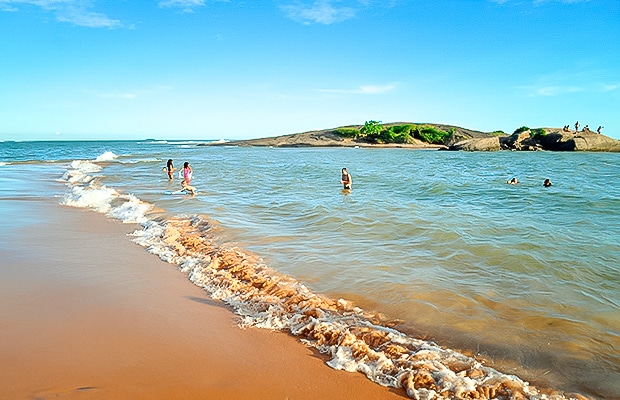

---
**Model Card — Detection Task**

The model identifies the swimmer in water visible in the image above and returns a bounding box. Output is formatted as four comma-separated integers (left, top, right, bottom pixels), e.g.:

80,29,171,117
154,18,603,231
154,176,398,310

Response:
166,159,174,180
182,162,193,184
341,167,352,190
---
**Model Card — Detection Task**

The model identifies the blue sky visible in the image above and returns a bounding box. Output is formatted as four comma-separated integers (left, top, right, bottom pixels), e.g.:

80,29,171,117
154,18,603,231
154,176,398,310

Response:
1,0,618,141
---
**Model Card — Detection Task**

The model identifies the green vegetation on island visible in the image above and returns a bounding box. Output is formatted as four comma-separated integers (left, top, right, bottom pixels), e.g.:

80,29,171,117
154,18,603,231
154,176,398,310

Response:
337,120,455,145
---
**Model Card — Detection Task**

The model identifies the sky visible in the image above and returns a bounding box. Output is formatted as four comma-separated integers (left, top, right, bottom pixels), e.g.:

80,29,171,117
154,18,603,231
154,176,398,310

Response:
1,0,618,141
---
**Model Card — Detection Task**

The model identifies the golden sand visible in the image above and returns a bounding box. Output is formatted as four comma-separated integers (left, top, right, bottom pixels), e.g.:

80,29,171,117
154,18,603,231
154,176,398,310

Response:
0,200,405,399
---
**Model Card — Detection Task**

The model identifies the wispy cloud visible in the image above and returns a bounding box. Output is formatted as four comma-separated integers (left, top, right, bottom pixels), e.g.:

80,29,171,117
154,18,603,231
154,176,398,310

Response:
521,66,620,97
280,0,357,25
57,6,122,28
318,83,398,94
530,85,583,96
157,0,231,13
0,0,122,28
157,0,205,13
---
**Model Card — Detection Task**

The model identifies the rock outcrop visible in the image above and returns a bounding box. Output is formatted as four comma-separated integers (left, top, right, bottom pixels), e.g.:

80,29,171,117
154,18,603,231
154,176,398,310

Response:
449,137,501,151
449,128,620,152
539,130,620,152
500,131,544,151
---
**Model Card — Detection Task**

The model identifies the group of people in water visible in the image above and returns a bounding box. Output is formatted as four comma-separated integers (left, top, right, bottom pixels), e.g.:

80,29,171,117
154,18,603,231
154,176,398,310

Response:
167,157,558,197
167,159,556,195
562,121,603,134
165,159,196,195
507,177,552,187
165,160,352,196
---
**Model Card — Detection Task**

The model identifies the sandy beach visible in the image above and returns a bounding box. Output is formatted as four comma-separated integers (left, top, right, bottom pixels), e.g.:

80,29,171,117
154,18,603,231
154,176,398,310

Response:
0,191,405,399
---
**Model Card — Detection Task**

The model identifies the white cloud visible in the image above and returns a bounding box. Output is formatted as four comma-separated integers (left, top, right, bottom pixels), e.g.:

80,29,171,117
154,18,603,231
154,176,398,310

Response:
57,6,122,27
318,83,398,94
157,0,205,13
0,0,122,28
280,0,357,25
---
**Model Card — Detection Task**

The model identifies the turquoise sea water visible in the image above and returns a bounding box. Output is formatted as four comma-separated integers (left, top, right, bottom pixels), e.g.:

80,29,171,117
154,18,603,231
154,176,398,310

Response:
1,140,618,399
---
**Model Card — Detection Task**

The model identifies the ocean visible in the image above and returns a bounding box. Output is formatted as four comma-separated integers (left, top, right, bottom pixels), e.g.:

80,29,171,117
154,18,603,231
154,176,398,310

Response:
1,140,618,399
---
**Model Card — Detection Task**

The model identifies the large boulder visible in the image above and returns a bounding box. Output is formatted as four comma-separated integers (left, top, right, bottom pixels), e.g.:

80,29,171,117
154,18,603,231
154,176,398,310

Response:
539,131,620,152
500,131,543,151
448,137,501,151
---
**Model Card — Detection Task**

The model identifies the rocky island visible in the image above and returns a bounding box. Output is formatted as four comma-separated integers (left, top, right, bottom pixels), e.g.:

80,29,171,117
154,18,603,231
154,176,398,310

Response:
207,122,620,152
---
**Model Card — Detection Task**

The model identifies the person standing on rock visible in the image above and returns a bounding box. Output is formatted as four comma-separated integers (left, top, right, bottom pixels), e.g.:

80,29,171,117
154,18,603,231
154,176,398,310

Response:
574,121,580,132
597,126,603,134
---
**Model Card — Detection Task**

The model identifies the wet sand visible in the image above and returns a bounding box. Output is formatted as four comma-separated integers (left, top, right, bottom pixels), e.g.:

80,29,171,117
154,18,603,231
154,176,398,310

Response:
0,195,406,399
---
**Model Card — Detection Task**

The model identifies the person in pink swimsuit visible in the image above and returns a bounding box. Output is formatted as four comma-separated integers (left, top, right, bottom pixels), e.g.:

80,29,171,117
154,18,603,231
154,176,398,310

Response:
182,162,193,184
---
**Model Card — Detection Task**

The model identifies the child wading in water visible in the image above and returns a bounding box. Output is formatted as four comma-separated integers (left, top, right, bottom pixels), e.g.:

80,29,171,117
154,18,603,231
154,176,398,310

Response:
341,168,352,190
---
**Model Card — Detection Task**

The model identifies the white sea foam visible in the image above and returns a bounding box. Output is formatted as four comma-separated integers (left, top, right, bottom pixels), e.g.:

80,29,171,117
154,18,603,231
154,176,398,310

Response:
141,140,170,144
60,156,152,223
95,151,118,162
123,216,583,400
61,160,101,184
108,194,151,224
62,184,118,213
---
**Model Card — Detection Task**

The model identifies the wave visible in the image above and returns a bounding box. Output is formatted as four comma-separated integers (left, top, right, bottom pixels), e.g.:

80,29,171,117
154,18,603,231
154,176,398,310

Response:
60,157,151,223
57,154,592,400
95,151,118,162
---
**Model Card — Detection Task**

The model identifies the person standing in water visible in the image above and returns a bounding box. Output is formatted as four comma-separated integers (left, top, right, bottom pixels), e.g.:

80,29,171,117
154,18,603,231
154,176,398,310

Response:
182,162,193,184
341,167,352,190
166,159,174,180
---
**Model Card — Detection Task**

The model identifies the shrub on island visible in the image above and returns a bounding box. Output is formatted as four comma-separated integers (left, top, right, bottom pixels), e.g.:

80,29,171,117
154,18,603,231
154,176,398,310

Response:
337,121,452,145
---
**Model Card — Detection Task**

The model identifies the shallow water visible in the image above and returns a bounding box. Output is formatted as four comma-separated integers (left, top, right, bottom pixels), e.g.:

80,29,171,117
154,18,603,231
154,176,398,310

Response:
1,140,618,398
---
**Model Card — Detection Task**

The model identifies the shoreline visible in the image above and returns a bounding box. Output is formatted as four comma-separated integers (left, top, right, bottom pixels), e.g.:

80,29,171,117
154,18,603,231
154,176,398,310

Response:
0,192,406,399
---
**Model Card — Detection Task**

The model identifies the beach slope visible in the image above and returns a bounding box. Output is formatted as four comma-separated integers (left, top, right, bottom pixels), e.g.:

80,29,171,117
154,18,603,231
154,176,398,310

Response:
0,187,405,399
